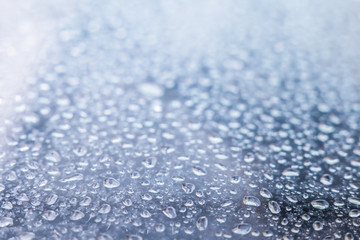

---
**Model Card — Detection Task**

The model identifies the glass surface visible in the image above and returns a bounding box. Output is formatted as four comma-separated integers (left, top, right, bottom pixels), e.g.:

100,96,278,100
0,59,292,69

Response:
0,1,360,239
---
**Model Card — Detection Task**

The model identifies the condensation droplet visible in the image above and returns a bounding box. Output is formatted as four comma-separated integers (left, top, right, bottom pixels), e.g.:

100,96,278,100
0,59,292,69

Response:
232,223,252,235
162,206,177,219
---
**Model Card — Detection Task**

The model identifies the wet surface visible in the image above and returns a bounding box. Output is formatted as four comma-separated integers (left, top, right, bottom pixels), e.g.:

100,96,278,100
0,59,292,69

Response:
0,1,360,239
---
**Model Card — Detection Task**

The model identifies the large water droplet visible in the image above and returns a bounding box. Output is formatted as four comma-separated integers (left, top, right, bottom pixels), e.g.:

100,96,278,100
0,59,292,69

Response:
232,223,252,235
243,196,261,207
70,210,85,221
196,216,208,231
103,177,120,188
162,206,177,219
42,210,58,221
268,200,281,214
311,199,329,210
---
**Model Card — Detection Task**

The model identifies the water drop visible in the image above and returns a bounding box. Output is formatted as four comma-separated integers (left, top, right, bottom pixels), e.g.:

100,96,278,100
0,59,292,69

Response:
311,199,329,210
268,200,281,214
70,210,85,221
192,166,207,176
320,174,333,185
196,216,208,231
182,183,195,194
45,150,61,162
282,168,300,177
162,206,177,219
232,223,252,235
103,177,120,188
243,196,261,207
42,210,58,221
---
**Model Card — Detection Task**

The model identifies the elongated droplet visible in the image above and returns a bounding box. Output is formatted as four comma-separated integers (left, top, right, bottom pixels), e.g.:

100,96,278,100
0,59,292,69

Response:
0,217,13,227
348,197,360,206
192,166,207,176
232,223,252,235
196,216,208,231
282,168,299,177
243,196,261,207
103,177,120,188
70,210,85,221
311,199,329,210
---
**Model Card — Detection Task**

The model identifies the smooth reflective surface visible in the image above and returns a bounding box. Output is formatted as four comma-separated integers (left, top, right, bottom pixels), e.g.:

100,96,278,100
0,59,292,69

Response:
0,1,360,239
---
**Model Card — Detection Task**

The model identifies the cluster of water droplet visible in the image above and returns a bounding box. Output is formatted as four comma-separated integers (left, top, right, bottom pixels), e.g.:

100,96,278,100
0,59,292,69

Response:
0,0,360,239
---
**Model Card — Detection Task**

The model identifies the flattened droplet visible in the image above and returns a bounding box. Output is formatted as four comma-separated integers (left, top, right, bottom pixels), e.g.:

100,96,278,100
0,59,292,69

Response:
192,166,207,176
260,188,272,198
126,235,143,240
311,199,329,210
17,232,36,240
243,196,261,207
312,221,323,231
103,177,120,188
232,223,252,235
268,200,281,214
138,83,163,97
45,150,61,162
45,194,58,205
196,216,208,231
162,206,177,219
42,210,58,221
142,157,157,168
60,173,84,182
348,197,360,206
99,204,111,214
221,200,233,207
349,209,360,218
70,210,85,221
320,174,333,185
282,168,300,177
0,217,13,227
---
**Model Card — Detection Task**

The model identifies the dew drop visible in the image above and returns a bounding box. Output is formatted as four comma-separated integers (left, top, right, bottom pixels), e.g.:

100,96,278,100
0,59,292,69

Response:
311,199,329,210
42,210,58,221
70,210,85,221
232,223,252,235
268,200,281,214
182,183,195,194
192,166,207,176
196,216,208,231
103,177,120,188
282,168,300,177
162,206,177,219
243,196,261,207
